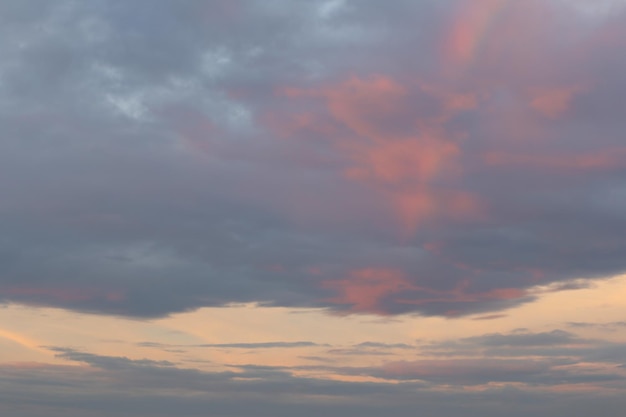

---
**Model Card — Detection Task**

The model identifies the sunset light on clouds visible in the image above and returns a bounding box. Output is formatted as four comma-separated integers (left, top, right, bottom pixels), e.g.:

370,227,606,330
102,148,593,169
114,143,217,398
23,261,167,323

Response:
1,0,626,416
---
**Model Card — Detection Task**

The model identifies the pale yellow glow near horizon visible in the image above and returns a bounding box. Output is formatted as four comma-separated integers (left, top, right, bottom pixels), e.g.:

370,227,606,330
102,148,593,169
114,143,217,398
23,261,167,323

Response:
0,327,52,363
0,273,625,370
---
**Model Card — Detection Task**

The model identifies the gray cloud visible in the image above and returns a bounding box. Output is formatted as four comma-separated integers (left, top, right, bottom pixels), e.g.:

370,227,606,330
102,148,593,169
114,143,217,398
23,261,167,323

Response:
0,0,625,318
567,321,626,330
49,346,178,368
419,329,626,369
1,346,624,417
461,330,578,347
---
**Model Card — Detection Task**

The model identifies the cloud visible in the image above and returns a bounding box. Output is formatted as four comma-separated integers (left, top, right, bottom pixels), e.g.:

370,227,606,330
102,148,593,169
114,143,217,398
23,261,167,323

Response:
354,342,414,349
0,0,625,319
472,313,508,320
138,341,322,349
460,330,579,347
419,329,626,368
378,358,558,384
1,345,623,417
49,347,177,369
567,321,626,330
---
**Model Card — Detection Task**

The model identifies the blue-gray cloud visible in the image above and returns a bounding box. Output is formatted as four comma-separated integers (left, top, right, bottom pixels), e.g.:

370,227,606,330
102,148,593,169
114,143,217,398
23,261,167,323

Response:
1,345,623,417
0,0,625,319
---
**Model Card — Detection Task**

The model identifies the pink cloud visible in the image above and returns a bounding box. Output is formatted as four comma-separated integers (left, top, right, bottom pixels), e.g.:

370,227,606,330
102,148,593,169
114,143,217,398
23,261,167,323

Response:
484,149,626,171
322,268,417,314
441,0,510,74
529,86,585,119
275,76,482,236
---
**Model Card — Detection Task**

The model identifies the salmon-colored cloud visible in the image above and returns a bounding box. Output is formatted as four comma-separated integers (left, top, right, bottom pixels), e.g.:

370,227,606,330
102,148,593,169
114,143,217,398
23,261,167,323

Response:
441,0,510,73
529,86,584,119
321,266,526,315
341,132,458,184
276,76,482,235
391,188,482,234
322,268,416,314
484,149,626,171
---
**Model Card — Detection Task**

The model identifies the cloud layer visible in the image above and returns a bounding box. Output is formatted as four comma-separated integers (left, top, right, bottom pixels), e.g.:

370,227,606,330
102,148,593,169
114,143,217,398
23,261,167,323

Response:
3,328,626,417
1,0,626,318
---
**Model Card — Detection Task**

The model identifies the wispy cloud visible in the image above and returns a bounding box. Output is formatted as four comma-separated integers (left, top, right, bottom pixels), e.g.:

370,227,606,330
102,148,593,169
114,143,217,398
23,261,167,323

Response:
138,341,323,349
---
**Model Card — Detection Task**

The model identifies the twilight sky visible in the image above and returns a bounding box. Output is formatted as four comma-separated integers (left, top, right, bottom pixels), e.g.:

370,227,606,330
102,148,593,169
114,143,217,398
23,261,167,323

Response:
1,0,626,415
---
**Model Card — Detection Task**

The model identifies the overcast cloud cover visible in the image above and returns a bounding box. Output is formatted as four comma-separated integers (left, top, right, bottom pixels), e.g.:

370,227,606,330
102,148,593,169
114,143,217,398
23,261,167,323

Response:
1,0,626,415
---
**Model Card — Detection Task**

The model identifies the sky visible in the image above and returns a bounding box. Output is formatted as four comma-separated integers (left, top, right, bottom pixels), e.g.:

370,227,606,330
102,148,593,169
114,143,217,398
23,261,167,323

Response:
1,0,626,415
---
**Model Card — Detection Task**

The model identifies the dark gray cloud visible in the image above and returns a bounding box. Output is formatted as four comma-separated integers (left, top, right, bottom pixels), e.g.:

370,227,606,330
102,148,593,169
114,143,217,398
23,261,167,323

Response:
1,0,626,318
370,358,622,386
419,329,626,367
1,346,624,417
460,329,578,347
